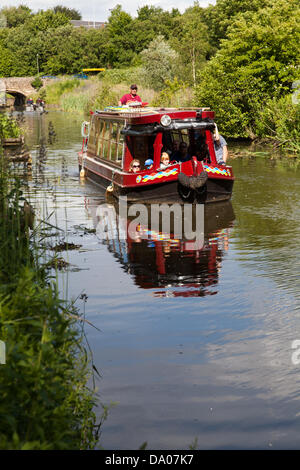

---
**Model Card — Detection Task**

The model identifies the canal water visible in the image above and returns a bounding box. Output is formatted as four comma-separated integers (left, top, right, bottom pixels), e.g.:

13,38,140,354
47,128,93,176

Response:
17,110,300,449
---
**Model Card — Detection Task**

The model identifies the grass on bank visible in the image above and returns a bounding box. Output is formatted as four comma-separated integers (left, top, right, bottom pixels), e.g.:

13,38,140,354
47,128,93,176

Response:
41,71,194,114
0,161,100,450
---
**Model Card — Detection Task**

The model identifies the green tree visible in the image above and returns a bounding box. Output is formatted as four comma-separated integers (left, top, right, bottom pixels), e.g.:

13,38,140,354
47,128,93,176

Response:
195,0,300,137
203,0,270,49
52,5,82,20
0,5,32,28
24,9,70,33
140,35,178,90
170,4,211,86
45,26,108,74
127,6,180,63
106,5,135,66
2,26,34,75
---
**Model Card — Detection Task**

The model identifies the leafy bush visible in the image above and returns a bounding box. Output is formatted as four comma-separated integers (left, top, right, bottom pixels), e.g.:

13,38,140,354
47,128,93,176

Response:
152,78,194,107
102,67,145,86
140,35,178,90
195,0,300,138
255,94,300,153
0,114,21,139
93,83,120,110
31,76,43,90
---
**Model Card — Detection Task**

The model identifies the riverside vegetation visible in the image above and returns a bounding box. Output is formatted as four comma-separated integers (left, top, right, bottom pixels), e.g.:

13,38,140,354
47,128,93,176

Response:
1,0,297,152
0,113,22,139
0,128,101,448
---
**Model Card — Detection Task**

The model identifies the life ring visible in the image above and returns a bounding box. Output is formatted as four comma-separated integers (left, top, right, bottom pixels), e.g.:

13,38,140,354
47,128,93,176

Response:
81,121,90,138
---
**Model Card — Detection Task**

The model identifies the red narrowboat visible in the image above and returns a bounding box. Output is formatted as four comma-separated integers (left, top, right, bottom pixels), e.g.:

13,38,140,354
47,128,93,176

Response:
78,106,234,203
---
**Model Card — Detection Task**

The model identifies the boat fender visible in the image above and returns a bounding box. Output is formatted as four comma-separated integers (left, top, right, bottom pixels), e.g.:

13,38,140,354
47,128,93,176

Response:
81,121,90,138
178,171,208,190
106,171,115,194
80,168,86,178
106,183,114,193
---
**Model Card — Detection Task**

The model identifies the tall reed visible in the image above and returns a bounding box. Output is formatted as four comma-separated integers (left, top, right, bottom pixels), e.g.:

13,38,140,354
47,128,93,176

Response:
0,159,100,450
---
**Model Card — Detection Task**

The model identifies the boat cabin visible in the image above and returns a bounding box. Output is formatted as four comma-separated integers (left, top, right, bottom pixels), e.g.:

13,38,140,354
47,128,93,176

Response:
86,107,218,172
79,106,234,203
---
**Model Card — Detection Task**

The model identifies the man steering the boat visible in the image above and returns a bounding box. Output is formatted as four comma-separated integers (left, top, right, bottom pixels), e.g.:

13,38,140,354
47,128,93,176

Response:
118,84,142,106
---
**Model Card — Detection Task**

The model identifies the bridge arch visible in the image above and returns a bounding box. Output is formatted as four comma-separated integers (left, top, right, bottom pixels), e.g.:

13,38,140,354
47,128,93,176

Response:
5,89,27,106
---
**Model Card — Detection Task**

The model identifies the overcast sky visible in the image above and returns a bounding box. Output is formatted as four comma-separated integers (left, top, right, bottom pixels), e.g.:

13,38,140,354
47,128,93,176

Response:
0,0,216,21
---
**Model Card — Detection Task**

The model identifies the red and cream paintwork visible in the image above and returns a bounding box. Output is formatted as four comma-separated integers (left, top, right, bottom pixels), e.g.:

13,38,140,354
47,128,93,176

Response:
78,107,234,203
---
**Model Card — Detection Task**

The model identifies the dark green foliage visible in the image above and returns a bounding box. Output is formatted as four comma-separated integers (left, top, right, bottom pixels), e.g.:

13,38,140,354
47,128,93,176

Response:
52,5,82,20
0,5,32,28
31,76,43,90
0,165,99,449
255,95,300,153
202,0,270,49
141,35,178,90
0,0,298,146
23,9,70,33
169,4,212,86
0,114,21,139
195,0,300,138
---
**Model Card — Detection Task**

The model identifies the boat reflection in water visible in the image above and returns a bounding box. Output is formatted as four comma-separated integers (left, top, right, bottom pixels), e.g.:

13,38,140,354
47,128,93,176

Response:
85,197,235,298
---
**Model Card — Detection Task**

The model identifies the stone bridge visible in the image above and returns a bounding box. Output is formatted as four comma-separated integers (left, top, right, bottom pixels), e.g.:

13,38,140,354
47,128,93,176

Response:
0,77,51,106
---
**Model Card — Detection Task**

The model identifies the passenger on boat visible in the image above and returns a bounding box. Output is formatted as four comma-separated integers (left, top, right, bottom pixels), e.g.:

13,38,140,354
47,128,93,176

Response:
159,152,170,170
195,130,209,161
172,142,191,163
213,128,228,165
169,141,179,159
118,85,142,106
144,159,154,170
129,159,141,173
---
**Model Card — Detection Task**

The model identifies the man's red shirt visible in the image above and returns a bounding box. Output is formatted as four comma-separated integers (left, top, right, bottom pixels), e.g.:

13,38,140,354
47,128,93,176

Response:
120,93,142,105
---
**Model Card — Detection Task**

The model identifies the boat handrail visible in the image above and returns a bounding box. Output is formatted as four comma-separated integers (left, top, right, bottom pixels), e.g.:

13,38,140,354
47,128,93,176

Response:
121,120,215,136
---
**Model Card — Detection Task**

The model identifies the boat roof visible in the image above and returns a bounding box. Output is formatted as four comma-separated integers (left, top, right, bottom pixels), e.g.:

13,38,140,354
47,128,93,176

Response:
94,106,215,125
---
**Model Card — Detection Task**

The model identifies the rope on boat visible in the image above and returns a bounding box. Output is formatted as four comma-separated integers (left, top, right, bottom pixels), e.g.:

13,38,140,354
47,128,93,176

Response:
106,171,115,193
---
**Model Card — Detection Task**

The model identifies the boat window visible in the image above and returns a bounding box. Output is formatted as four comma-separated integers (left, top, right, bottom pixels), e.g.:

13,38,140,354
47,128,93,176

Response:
116,125,124,163
126,135,155,167
96,120,104,156
110,122,123,164
88,117,96,155
102,121,110,159
92,119,123,166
